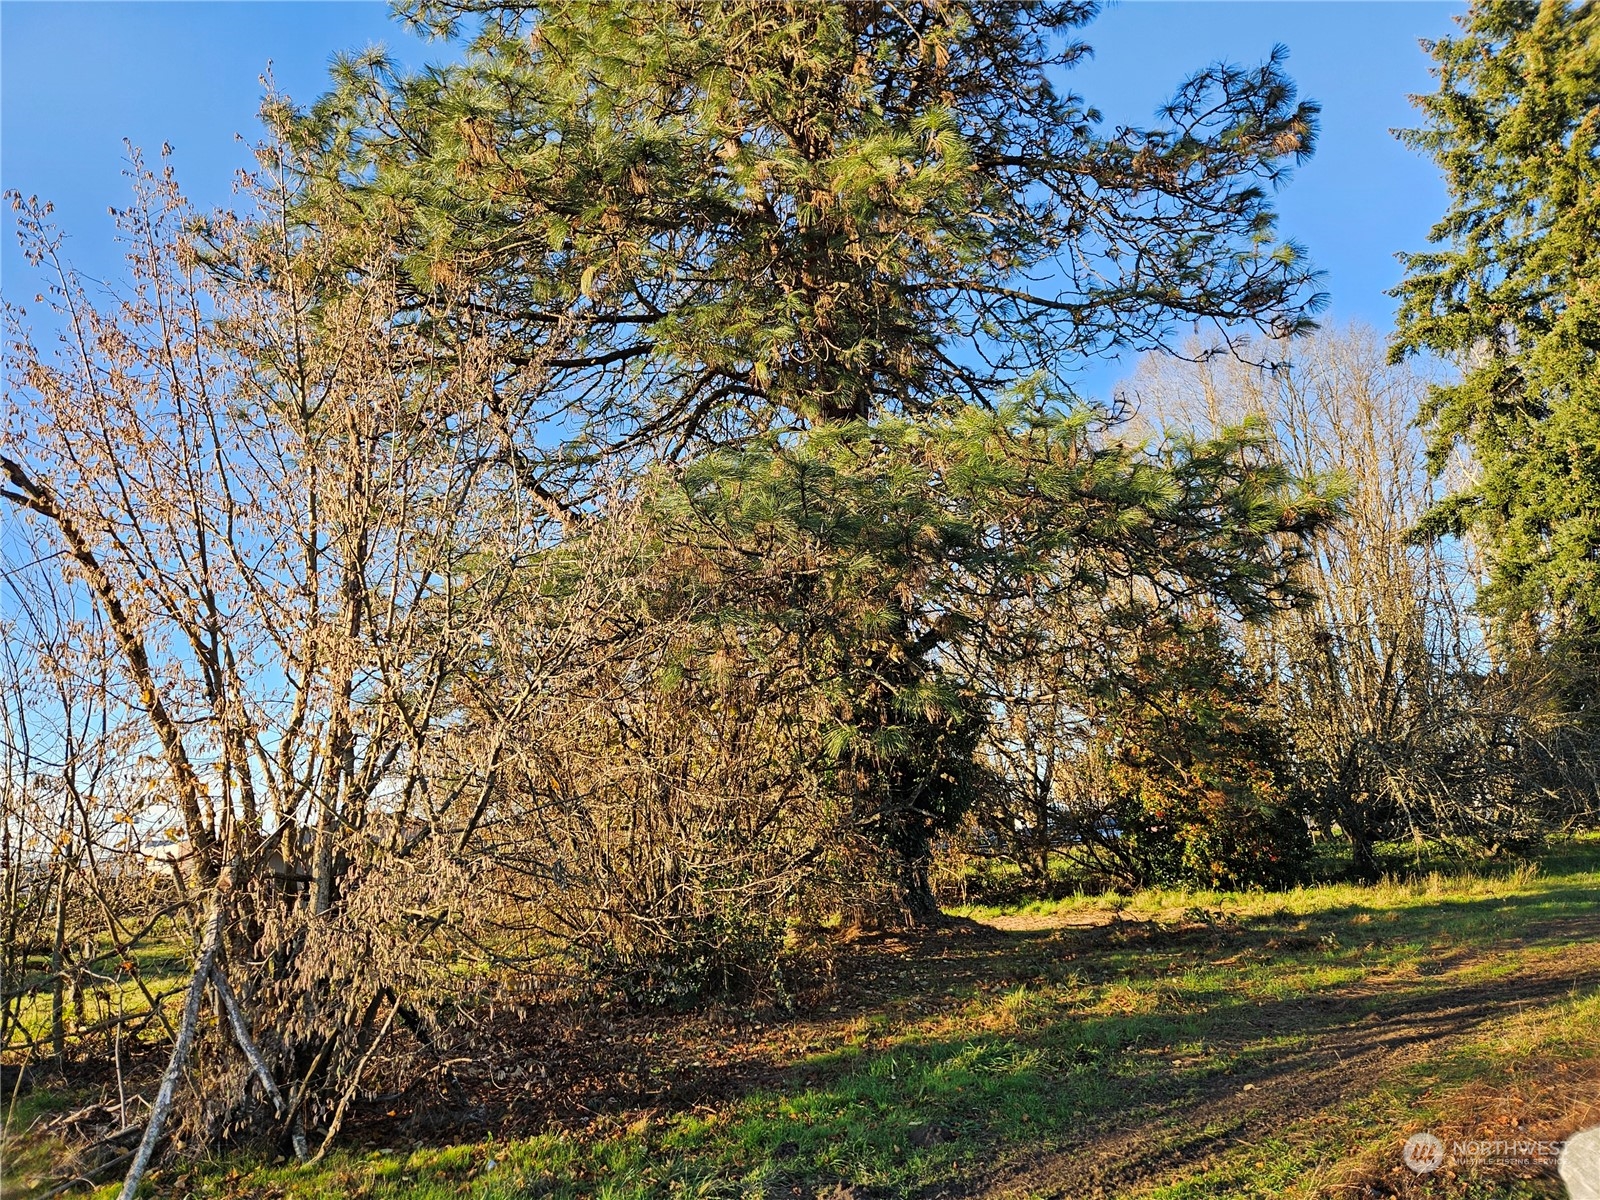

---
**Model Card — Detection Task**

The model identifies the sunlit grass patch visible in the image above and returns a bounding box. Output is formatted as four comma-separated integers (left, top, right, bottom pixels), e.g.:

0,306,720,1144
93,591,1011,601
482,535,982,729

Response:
11,925,189,1046
3,1084,79,1197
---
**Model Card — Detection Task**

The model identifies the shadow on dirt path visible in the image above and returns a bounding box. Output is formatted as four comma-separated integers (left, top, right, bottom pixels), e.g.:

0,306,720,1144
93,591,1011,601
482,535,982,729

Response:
962,914,1600,1200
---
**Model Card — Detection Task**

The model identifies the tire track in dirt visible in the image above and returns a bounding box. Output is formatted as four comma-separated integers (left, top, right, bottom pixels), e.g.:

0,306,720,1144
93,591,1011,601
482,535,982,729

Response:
963,923,1600,1200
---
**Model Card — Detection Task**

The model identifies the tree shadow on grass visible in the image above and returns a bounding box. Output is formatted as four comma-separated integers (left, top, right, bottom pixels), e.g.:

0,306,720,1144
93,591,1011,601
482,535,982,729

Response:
339,876,1600,1200
688,942,1600,1196
629,880,1600,1197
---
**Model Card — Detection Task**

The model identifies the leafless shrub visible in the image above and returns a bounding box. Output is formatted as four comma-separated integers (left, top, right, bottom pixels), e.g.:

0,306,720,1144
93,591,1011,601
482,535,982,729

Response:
1,145,586,1172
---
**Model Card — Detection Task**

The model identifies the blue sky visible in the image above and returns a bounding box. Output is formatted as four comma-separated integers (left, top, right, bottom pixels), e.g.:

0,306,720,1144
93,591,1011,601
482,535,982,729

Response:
2,0,1460,392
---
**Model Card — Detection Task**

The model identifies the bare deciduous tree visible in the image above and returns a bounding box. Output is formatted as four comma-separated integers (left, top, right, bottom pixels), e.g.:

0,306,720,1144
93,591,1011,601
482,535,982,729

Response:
2,147,582,1176
1129,323,1594,872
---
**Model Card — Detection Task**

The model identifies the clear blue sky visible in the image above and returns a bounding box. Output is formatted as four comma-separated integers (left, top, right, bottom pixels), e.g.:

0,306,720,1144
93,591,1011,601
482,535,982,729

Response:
2,1,1460,390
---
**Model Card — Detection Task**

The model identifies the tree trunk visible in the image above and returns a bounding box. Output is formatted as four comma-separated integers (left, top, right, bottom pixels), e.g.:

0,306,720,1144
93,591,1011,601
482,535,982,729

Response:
120,874,228,1200
1343,804,1379,882
894,849,943,926
50,852,70,1065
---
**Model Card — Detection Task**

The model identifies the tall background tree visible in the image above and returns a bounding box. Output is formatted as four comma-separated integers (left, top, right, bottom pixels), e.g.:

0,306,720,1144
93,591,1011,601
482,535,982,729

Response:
1393,0,1600,715
1131,325,1590,876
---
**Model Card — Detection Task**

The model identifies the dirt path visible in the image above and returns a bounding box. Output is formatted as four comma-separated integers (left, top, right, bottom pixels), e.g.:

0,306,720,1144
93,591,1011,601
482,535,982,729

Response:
964,924,1600,1200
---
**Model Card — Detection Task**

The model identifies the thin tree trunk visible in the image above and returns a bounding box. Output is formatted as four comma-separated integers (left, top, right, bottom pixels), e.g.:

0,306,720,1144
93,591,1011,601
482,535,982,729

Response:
49,854,69,1065
210,969,287,1111
309,999,398,1164
281,1033,335,1162
212,965,307,1161
0,456,218,876
119,882,226,1200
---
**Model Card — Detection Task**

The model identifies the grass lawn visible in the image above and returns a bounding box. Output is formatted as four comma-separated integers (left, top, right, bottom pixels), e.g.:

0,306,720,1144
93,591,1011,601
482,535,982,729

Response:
7,842,1599,1200
7,922,191,1047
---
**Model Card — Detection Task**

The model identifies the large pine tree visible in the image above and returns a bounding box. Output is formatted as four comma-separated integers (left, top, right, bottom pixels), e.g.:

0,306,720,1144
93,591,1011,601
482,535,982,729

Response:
1394,0,1600,678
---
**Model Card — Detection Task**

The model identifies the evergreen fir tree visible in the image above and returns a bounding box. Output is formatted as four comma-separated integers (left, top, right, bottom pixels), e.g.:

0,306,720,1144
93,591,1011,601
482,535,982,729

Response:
287,0,1325,483
1394,0,1600,687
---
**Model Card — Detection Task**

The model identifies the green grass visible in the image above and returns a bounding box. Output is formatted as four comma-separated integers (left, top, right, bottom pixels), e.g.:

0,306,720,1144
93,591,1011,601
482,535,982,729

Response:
18,840,1600,1200
10,922,190,1046
1135,987,1600,1199
3,1082,80,1197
